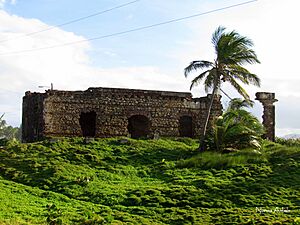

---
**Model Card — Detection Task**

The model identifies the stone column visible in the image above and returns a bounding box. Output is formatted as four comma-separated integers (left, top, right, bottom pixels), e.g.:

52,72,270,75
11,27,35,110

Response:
255,92,278,141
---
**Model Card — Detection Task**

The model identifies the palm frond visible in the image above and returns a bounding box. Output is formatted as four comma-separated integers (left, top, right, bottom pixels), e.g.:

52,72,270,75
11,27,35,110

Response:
227,77,250,100
184,60,213,77
189,70,211,90
228,98,254,110
232,49,260,65
240,72,260,87
204,74,214,93
215,28,260,66
228,31,254,47
225,65,261,87
212,26,226,52
203,69,220,93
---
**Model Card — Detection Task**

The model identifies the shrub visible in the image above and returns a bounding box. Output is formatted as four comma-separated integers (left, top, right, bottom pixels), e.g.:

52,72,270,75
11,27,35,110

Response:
206,98,264,152
275,137,300,147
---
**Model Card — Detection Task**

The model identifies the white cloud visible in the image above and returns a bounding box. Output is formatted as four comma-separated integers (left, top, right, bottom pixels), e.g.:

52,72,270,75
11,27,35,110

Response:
0,10,188,126
0,10,91,90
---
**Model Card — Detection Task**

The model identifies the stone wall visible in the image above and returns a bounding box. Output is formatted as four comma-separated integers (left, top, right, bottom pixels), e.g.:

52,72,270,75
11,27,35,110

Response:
22,87,222,142
22,91,46,142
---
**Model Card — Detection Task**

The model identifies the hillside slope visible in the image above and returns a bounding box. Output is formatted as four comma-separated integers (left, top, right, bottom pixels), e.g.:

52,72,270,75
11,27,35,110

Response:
0,138,299,224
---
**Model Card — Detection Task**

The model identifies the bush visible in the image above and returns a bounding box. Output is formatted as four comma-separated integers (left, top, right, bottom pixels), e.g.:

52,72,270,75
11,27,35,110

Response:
206,99,264,152
0,138,8,146
275,137,300,147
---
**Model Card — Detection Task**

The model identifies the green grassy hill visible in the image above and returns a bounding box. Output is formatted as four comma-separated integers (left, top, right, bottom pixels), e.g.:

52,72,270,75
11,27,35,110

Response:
0,138,299,224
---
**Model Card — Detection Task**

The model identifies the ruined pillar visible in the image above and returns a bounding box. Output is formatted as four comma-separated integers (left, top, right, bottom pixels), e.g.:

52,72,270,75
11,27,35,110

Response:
255,92,278,141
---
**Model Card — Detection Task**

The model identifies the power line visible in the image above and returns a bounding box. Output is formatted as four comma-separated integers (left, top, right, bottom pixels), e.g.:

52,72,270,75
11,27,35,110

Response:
0,0,141,43
220,88,233,100
0,0,257,56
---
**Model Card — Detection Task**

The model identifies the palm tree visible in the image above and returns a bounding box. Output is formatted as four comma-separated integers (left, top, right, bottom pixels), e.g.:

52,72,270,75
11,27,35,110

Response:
184,26,260,151
0,114,6,134
210,98,265,152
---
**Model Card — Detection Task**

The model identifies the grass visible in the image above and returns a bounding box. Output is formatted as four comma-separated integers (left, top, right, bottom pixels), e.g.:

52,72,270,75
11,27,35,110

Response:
0,137,299,224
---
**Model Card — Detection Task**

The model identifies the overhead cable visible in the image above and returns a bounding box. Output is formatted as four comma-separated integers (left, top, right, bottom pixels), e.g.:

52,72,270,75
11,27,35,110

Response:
0,0,257,56
0,0,141,43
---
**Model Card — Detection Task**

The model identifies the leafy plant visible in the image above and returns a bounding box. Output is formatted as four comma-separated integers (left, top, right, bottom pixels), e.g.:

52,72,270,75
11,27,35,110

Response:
207,98,264,152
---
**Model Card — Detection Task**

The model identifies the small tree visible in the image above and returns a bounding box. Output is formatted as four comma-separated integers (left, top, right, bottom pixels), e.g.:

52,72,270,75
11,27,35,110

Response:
0,114,21,143
0,114,7,138
184,26,261,151
208,98,264,152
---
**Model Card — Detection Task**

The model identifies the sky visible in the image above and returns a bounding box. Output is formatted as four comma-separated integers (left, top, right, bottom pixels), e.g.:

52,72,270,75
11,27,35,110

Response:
0,0,299,137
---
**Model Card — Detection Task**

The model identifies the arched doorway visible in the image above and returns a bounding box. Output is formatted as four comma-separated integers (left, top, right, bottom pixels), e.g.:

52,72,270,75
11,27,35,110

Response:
128,115,150,138
179,116,193,137
79,111,96,137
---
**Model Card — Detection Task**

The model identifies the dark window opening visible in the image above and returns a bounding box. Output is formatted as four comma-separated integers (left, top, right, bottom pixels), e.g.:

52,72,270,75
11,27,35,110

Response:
79,111,96,137
179,116,193,137
128,115,150,138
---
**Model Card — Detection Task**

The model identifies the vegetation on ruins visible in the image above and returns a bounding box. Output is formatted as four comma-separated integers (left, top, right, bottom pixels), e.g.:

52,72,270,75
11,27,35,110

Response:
0,137,299,224
184,26,261,150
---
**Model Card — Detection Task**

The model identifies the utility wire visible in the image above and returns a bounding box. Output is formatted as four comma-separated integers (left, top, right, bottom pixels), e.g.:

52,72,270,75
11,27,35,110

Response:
0,0,257,56
220,88,233,100
0,0,141,43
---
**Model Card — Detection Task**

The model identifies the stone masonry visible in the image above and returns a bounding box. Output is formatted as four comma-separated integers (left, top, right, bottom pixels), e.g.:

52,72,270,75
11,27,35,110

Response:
256,92,278,141
22,87,222,142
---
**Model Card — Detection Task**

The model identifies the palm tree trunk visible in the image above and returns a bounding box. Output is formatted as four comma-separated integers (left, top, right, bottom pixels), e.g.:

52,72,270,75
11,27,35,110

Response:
199,85,218,151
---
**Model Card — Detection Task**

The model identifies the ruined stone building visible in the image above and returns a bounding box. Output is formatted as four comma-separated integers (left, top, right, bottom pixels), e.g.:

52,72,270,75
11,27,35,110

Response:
22,87,222,142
